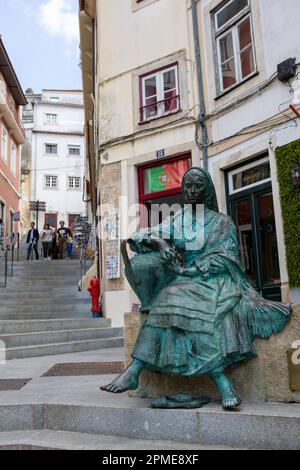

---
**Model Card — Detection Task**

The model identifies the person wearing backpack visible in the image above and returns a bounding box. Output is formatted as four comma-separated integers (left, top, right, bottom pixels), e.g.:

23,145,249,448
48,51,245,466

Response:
57,221,72,259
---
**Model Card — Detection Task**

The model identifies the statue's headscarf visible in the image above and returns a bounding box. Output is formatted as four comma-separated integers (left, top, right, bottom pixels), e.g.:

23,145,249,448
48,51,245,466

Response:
182,167,219,212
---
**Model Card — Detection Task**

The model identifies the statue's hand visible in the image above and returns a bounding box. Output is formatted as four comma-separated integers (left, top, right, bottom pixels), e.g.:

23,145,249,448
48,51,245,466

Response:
164,256,184,274
194,259,210,280
159,243,178,265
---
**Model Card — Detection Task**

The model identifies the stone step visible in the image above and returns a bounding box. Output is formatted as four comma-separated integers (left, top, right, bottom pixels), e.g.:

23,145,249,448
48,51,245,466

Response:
0,326,123,348
0,317,111,334
0,401,299,449
0,291,89,300
7,269,83,275
1,286,83,294
0,297,90,307
0,312,90,320
9,260,83,265
7,273,80,287
0,303,90,314
0,430,225,450
7,265,85,272
5,336,124,359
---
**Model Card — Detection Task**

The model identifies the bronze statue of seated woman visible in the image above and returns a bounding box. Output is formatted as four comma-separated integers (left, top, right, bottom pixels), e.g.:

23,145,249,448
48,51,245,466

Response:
101,167,291,409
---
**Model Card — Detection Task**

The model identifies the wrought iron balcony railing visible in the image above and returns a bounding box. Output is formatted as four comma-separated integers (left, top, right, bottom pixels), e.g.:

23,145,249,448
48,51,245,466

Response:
140,95,181,123
0,80,25,141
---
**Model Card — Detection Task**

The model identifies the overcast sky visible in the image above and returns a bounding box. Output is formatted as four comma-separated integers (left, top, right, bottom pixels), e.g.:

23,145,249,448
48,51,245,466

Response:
0,0,82,94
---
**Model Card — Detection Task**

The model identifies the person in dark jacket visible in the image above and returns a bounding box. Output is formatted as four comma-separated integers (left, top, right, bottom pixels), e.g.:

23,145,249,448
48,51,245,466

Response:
26,222,39,260
57,221,72,259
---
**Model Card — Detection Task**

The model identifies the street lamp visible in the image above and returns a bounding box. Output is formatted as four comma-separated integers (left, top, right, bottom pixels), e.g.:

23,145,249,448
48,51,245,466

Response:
291,166,300,188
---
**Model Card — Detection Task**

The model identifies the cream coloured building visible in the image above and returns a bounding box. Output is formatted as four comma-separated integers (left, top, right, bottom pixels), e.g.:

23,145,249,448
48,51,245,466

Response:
79,0,300,326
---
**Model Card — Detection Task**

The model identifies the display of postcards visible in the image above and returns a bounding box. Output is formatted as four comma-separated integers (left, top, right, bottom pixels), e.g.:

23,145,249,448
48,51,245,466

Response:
105,255,120,279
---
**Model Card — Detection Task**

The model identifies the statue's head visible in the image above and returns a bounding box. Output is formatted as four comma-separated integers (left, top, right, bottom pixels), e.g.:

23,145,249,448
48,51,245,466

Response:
182,167,219,211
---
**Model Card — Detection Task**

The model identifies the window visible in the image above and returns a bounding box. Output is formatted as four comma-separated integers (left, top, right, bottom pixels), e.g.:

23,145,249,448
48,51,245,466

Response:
45,113,58,124
10,143,16,175
50,97,60,102
45,143,58,155
45,175,58,188
228,156,271,194
68,176,81,189
140,64,180,122
213,0,256,93
1,127,8,162
68,145,81,156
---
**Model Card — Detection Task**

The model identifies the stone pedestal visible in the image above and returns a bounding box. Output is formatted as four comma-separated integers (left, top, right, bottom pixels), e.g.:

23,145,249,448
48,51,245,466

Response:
124,306,300,403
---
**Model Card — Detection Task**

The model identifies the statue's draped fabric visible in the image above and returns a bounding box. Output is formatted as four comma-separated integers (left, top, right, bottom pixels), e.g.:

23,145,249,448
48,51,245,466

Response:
126,205,291,377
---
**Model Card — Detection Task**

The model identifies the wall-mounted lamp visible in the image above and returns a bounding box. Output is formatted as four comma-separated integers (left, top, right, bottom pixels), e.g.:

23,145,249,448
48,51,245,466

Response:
291,166,300,188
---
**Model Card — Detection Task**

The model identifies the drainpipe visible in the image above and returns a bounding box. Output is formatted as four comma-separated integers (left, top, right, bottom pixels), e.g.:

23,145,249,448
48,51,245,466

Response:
191,0,208,171
90,92,101,282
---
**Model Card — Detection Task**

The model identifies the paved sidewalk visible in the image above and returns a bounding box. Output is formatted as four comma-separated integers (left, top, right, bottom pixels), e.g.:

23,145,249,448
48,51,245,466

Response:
0,347,299,449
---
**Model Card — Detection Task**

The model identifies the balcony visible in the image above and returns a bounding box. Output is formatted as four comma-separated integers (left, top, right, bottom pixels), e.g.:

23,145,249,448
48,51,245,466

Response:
139,95,181,124
0,80,25,144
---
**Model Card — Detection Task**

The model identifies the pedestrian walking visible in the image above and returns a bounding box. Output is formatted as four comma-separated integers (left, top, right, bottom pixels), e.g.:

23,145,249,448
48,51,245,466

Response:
26,222,39,260
51,231,59,259
40,224,55,260
57,221,72,259
67,234,73,259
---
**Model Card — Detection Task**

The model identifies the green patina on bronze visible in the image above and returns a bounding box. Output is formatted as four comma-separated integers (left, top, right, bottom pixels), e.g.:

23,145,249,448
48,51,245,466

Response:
101,167,291,410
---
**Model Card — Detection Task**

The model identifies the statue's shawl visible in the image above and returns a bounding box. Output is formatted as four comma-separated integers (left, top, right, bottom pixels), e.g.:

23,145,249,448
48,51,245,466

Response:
193,209,291,355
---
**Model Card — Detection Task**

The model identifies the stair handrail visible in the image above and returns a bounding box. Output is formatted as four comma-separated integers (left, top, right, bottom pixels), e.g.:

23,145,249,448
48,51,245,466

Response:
0,234,15,287
5,233,16,279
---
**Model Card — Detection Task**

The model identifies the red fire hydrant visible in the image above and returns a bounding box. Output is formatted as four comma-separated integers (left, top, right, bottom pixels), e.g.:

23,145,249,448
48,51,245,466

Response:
87,277,102,318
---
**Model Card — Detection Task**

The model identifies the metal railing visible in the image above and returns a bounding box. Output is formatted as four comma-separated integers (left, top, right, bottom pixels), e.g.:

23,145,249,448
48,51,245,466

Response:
139,95,180,123
79,247,88,292
0,80,26,139
0,233,20,288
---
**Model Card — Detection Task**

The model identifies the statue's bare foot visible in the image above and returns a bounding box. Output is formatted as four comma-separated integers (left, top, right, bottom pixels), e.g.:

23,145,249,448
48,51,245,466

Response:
211,371,241,411
222,393,241,410
100,364,140,393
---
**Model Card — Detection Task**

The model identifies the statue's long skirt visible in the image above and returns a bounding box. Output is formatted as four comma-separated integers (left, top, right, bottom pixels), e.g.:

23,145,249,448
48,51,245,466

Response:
132,323,257,377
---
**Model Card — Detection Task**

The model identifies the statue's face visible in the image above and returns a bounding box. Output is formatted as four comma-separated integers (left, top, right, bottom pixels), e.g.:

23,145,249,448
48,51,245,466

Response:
183,172,205,204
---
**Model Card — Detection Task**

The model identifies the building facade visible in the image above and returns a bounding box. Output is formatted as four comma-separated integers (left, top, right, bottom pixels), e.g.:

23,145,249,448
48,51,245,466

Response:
79,0,300,326
0,38,26,246
23,89,86,232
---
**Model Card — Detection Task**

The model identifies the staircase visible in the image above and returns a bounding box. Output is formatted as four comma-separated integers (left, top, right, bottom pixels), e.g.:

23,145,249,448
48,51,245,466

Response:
0,255,123,359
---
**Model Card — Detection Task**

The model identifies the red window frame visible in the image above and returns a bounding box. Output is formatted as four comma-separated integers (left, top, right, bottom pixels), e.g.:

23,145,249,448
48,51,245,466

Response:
137,153,191,227
139,62,181,124
138,153,192,204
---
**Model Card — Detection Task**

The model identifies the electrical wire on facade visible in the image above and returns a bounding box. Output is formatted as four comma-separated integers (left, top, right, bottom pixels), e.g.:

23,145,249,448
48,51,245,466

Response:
207,111,297,148
269,122,298,152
